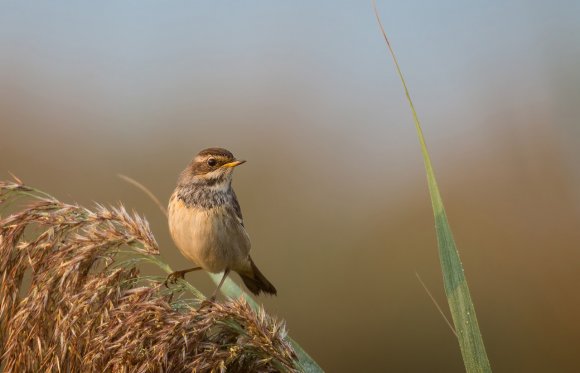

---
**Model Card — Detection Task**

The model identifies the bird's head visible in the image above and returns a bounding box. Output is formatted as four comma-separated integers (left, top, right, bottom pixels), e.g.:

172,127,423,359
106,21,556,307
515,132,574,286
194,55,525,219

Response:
178,147,245,187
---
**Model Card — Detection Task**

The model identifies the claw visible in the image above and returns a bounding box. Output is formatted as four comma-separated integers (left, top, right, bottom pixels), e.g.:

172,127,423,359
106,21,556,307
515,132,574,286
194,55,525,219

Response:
163,267,201,288
164,270,185,287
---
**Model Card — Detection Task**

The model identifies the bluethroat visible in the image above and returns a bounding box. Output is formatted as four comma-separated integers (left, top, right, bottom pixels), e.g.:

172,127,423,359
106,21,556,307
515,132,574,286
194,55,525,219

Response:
167,147,277,300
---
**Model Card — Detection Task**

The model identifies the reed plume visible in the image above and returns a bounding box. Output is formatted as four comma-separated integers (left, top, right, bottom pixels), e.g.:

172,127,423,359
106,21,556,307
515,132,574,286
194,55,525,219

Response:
0,179,298,372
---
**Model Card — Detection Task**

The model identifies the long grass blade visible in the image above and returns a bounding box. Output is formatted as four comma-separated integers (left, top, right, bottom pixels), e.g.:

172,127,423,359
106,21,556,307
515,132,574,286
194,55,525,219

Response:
372,1,492,371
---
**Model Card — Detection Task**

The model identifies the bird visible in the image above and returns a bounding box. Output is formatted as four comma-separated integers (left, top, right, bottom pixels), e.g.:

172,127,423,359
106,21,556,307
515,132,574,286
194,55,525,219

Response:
166,147,277,300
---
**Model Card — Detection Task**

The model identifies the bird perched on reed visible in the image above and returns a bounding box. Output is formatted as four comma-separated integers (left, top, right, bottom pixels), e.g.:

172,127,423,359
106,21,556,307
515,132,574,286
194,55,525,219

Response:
167,147,277,300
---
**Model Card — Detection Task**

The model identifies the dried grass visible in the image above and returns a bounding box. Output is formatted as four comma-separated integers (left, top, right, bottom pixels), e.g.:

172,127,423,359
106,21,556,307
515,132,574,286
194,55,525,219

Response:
0,179,298,372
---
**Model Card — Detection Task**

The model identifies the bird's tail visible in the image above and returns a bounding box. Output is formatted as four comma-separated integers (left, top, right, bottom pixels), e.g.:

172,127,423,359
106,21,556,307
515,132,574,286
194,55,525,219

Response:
239,257,277,296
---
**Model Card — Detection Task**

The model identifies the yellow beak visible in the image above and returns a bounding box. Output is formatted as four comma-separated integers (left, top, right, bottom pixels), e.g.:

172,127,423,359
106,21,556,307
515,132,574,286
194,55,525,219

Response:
221,160,246,168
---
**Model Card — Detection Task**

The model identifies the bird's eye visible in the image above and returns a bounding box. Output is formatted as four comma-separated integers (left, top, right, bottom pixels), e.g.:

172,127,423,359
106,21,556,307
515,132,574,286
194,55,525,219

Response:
207,158,217,167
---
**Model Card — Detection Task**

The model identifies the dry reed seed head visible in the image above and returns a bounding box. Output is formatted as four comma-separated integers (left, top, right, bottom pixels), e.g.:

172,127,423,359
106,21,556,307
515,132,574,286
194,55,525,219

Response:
0,180,299,372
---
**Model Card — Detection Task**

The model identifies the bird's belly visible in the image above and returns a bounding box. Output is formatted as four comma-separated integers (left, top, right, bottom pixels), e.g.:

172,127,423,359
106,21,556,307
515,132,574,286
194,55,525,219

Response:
168,198,250,273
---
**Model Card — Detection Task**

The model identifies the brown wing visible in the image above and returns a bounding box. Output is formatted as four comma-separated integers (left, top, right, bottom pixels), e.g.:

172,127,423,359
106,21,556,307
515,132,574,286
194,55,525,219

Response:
231,189,244,227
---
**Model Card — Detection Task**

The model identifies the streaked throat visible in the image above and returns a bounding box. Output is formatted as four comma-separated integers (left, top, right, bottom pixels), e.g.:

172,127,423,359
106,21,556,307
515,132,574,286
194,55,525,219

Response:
177,177,233,210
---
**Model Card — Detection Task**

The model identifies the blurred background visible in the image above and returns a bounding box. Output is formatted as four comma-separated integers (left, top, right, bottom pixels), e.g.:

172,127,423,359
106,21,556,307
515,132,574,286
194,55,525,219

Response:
1,1,579,371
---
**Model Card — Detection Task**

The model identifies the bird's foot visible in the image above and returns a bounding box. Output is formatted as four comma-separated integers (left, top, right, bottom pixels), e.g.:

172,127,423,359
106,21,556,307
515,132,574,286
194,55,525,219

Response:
164,270,188,287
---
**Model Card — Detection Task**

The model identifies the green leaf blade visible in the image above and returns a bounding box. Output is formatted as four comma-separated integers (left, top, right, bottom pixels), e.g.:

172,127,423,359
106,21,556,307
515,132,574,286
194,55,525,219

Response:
372,1,492,371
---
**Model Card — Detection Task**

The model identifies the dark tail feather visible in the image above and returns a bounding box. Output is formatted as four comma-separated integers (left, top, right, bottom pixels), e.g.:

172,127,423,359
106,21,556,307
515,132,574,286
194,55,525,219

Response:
239,257,277,296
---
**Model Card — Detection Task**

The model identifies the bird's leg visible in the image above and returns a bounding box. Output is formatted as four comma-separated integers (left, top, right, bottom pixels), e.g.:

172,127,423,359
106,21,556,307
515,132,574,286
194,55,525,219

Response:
209,268,231,302
164,267,202,287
